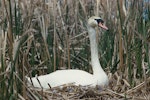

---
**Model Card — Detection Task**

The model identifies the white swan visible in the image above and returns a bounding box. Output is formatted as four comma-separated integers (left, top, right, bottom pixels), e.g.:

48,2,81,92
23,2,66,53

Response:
27,16,109,89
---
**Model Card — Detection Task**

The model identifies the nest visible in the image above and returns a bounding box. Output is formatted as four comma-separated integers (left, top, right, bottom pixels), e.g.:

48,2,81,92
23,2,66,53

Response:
25,73,150,100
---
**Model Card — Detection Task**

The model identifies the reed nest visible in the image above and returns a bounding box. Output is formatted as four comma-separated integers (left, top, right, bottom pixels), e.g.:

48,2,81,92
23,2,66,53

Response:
26,72,150,100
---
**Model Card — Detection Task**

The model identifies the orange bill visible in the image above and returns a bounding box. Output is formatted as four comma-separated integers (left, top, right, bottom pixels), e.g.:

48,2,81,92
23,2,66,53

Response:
98,23,108,30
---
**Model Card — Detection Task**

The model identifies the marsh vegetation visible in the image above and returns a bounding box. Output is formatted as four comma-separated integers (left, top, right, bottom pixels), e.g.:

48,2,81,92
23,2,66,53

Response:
0,0,150,99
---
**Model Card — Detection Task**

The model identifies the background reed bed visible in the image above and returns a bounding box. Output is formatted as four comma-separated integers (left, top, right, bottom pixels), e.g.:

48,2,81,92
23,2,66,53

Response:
0,0,150,99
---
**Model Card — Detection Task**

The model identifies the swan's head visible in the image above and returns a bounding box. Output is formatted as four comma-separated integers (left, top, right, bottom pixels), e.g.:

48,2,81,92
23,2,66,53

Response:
88,16,108,30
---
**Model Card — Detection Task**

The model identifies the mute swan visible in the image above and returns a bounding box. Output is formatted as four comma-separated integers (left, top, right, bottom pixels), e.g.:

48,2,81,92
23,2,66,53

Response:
27,16,109,89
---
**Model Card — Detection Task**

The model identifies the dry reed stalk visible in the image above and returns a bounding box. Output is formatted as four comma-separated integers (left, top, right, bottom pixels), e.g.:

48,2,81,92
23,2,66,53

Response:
117,0,124,71
79,0,87,19
65,0,71,69
1,31,7,67
22,55,26,99
142,52,147,91
53,0,56,71
57,0,68,68
75,0,79,34
67,28,71,69
96,0,100,16
118,23,124,71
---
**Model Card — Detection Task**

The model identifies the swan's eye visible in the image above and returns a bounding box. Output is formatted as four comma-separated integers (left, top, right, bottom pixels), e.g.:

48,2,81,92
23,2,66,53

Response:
95,19,104,24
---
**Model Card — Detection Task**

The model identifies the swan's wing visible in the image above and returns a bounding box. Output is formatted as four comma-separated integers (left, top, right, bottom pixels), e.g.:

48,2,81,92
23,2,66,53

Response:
27,70,94,88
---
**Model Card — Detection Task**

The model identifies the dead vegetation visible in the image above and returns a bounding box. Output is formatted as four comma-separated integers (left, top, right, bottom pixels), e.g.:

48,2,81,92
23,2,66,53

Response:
0,0,150,99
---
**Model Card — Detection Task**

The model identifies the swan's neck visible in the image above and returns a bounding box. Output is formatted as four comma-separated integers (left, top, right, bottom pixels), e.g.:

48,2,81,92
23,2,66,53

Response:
87,26,104,76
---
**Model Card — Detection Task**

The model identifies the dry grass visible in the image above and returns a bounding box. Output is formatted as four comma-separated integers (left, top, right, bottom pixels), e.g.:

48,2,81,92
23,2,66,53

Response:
0,0,150,99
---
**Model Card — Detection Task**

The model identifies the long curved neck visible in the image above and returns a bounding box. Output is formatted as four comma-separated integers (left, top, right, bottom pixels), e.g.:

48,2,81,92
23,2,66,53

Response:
87,25,104,76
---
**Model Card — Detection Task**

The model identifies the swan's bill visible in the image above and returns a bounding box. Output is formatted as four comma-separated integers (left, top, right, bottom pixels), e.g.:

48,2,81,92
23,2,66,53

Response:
98,23,108,30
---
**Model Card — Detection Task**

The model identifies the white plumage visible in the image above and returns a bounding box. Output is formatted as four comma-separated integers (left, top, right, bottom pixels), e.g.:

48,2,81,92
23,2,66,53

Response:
27,16,109,89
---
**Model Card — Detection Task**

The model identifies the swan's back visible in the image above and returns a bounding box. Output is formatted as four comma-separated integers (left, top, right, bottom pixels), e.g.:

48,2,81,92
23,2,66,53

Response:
27,70,95,88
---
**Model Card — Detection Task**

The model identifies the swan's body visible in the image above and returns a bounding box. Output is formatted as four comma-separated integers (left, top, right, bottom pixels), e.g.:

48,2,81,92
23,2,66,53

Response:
27,16,109,88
